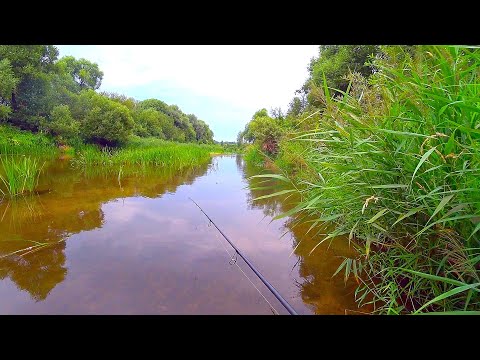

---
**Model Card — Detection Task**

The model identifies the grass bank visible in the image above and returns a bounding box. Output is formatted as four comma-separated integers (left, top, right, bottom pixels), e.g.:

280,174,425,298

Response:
247,46,480,314
72,136,224,169
0,125,58,155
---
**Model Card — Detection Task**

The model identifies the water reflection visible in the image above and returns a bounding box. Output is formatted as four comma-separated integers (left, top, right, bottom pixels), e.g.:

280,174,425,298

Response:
0,159,212,303
0,155,367,314
240,155,369,314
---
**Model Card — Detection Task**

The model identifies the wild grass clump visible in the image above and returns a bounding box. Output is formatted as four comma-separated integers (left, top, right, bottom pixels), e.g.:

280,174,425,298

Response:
0,125,57,155
72,141,222,170
243,145,265,167
257,46,480,314
0,156,44,197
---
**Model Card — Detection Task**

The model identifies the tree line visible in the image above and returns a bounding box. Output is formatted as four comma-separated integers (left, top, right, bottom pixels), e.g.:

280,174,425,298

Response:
0,45,214,147
237,45,383,151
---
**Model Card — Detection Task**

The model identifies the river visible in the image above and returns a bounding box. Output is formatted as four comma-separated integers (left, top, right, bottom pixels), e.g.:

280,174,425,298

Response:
0,155,367,314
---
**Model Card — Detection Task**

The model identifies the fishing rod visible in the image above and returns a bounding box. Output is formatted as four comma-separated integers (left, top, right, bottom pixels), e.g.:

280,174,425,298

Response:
189,197,298,315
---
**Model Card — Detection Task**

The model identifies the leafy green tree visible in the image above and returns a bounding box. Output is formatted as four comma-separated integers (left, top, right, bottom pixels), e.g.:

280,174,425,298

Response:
270,107,284,120
252,108,268,119
236,130,245,146
0,45,60,129
0,59,18,119
166,105,196,142
136,98,170,114
0,45,58,114
302,45,380,103
187,114,213,143
171,127,186,142
101,92,136,111
77,91,134,146
134,108,164,138
57,56,103,91
286,96,304,117
135,99,214,143
159,114,177,140
243,113,284,154
45,105,80,141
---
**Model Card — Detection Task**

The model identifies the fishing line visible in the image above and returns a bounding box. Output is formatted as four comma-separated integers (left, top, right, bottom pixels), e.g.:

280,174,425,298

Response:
190,197,298,315
210,226,279,315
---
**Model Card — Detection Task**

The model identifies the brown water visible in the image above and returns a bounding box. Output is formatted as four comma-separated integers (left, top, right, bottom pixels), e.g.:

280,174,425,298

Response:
0,155,368,314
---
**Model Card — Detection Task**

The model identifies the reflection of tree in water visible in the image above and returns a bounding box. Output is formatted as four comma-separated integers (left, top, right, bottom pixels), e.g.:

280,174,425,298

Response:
0,157,212,301
238,155,364,313
0,243,67,301
241,156,292,219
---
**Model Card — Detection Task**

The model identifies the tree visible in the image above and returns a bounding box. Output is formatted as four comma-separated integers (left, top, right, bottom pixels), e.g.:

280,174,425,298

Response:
136,98,170,114
187,114,214,143
77,91,134,146
101,92,136,110
286,97,304,117
302,45,380,103
0,45,59,127
45,105,80,141
134,108,164,138
270,107,284,120
166,105,196,142
252,108,268,120
0,59,18,119
236,130,244,147
57,56,103,91
243,114,283,154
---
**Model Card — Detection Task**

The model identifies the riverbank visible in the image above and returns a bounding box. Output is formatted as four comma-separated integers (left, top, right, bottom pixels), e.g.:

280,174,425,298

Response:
241,46,480,314
0,125,226,197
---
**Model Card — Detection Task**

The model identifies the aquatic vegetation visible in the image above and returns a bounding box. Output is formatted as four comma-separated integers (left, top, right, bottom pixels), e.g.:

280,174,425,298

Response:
247,46,480,314
243,145,265,167
72,141,222,170
0,156,44,197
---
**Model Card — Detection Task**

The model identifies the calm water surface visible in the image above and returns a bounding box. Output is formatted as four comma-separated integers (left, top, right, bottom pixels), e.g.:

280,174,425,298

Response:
0,155,367,314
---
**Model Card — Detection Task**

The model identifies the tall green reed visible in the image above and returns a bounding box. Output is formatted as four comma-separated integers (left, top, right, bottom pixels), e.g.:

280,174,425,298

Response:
72,141,221,170
253,46,480,314
0,125,57,156
0,156,44,197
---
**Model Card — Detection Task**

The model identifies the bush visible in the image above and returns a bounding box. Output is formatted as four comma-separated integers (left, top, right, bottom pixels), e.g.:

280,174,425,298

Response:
77,90,134,146
45,105,80,142
244,115,284,155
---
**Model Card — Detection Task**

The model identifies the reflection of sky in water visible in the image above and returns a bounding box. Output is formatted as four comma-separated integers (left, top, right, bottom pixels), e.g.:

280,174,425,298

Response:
0,155,364,314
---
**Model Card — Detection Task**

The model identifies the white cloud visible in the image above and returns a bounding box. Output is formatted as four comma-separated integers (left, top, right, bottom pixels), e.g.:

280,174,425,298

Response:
57,45,319,140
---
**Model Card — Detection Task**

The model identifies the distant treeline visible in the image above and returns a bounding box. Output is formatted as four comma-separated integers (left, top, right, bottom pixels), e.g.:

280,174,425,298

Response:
0,45,214,147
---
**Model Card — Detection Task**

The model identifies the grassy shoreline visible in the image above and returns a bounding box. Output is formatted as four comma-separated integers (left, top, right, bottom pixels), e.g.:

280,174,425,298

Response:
0,125,58,155
244,46,480,314
0,127,225,196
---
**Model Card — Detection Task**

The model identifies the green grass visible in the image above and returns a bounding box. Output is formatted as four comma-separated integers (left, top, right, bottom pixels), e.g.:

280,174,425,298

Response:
72,139,223,169
243,145,265,167
251,46,480,314
0,124,57,155
0,156,44,197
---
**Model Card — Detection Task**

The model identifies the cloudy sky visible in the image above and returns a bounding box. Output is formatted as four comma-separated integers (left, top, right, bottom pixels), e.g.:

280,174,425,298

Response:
57,45,319,141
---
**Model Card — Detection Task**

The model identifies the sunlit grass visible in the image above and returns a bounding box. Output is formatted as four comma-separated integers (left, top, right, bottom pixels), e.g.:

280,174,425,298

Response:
243,145,265,167
251,45,480,314
0,156,44,197
72,141,223,170
0,125,57,155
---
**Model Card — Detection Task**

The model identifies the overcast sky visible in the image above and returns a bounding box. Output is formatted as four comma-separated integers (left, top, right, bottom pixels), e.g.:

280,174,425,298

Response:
56,45,319,141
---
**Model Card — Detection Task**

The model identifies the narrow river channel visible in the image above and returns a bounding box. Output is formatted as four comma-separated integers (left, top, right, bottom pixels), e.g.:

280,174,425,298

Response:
0,155,366,314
